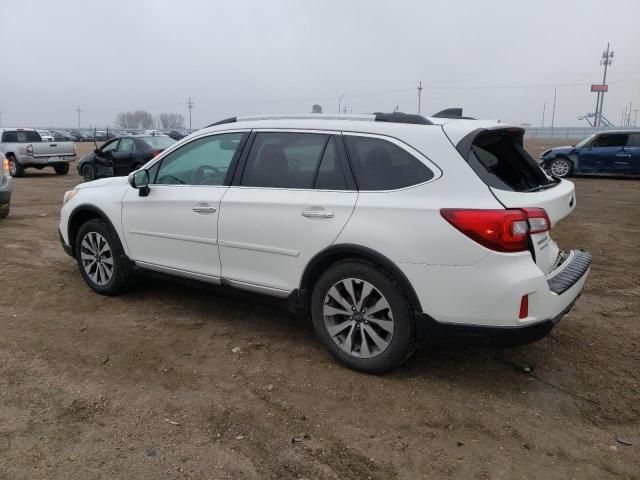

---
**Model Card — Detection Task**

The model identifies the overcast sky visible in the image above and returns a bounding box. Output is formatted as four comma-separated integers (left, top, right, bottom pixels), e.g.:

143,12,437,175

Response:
1,0,639,129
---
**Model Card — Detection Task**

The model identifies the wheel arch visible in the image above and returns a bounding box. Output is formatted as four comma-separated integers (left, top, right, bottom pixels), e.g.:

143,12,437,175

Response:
298,244,423,314
67,204,119,254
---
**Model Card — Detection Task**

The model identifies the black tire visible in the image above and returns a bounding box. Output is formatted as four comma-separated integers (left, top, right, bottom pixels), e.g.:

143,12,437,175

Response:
82,163,96,181
310,260,415,374
75,219,131,295
549,157,573,178
0,201,9,219
54,163,69,175
8,156,24,177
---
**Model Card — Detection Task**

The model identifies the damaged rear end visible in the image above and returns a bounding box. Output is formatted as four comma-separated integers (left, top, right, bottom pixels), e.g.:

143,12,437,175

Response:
440,123,591,344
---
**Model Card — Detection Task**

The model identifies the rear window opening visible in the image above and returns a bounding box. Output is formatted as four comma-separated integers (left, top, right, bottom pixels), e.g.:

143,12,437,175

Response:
463,129,557,192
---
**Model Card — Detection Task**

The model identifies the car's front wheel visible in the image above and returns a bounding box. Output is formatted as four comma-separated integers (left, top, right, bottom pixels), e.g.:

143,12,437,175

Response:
82,164,96,182
311,260,415,373
549,157,573,178
75,219,131,295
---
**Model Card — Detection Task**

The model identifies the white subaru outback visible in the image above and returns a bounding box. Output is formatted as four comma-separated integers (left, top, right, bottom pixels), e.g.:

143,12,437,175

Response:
59,111,591,373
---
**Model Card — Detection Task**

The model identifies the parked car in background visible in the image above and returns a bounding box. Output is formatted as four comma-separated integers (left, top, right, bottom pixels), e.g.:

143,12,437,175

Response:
77,134,176,181
59,112,591,372
65,130,89,142
0,128,76,176
539,130,640,177
0,153,11,218
167,130,189,140
38,130,55,142
52,130,73,141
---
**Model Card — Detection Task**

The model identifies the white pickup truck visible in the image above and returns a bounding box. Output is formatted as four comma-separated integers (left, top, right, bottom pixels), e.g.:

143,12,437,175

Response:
0,128,76,177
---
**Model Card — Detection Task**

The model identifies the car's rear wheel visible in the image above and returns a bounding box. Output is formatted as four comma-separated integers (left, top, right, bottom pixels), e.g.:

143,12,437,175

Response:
8,156,24,177
311,260,414,373
549,157,572,178
75,219,131,295
54,163,69,175
0,201,9,219
82,164,96,181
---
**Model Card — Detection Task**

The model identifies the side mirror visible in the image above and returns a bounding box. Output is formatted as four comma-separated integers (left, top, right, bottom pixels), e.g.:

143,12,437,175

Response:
94,148,100,154
129,169,150,197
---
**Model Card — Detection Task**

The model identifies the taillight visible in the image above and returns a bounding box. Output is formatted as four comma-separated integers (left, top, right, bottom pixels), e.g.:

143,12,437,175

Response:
2,157,8,174
73,143,77,155
521,208,551,234
519,295,529,319
26,144,33,156
440,208,551,253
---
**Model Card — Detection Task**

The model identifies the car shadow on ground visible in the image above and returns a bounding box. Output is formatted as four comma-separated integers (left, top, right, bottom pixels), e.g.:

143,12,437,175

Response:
124,273,553,382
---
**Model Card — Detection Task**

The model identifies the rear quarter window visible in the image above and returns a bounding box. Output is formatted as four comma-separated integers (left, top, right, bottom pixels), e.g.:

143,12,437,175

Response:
344,135,434,190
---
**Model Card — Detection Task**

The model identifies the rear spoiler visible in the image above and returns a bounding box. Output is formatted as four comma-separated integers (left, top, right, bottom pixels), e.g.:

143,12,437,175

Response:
432,108,477,120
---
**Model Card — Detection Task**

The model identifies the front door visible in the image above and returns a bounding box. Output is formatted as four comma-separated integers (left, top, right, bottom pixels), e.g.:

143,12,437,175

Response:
121,131,248,280
579,133,630,174
218,131,357,294
111,137,135,176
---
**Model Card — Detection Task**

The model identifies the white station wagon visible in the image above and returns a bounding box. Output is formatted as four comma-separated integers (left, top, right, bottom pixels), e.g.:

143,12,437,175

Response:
59,111,591,372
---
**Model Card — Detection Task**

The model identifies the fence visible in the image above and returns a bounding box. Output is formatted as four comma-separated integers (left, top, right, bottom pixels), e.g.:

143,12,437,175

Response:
523,126,639,140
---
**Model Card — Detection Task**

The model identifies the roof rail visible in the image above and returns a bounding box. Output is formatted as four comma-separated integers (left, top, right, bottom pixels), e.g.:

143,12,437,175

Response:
431,108,476,120
206,112,434,127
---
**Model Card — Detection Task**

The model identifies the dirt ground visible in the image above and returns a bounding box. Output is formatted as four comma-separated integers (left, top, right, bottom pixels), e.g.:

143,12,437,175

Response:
0,141,638,480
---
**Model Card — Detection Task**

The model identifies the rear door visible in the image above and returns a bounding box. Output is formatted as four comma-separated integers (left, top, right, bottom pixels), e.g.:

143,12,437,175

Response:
452,127,575,275
218,131,357,295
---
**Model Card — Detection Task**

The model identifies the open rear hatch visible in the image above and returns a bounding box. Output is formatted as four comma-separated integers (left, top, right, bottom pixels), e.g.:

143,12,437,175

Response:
451,126,576,275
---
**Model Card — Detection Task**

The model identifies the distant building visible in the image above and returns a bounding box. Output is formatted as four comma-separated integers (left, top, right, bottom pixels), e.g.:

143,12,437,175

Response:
311,104,322,114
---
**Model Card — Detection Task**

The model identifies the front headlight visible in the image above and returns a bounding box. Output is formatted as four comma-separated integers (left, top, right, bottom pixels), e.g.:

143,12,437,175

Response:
63,189,79,205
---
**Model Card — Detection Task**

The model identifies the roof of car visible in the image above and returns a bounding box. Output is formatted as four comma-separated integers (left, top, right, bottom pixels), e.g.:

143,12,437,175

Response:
197,114,508,139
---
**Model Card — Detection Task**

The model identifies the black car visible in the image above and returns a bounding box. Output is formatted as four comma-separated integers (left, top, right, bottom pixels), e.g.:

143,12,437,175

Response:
77,135,176,181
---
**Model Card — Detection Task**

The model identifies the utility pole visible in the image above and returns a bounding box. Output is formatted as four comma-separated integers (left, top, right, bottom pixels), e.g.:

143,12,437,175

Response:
597,43,613,127
417,80,423,115
338,93,345,115
76,106,82,128
0,110,2,127
187,97,194,130
541,102,546,127
551,88,557,131
633,109,639,127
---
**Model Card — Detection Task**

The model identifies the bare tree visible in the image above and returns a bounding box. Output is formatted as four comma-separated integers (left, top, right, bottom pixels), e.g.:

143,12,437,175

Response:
115,110,156,129
158,113,185,129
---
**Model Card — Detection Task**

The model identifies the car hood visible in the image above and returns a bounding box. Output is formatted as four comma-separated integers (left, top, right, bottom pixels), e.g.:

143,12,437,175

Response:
75,176,128,190
542,146,575,157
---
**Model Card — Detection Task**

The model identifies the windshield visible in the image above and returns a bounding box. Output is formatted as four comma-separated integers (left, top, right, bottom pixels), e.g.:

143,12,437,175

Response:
575,134,595,149
140,136,176,149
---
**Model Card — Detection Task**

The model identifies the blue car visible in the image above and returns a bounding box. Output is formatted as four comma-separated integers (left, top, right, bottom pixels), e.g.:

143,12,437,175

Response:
539,130,640,177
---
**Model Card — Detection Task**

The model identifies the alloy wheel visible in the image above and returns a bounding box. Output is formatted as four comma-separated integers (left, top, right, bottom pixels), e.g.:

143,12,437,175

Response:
550,159,570,177
80,232,114,286
322,278,394,359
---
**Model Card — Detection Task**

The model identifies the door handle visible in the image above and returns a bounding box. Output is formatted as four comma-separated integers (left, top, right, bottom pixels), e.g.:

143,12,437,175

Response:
302,208,334,218
614,162,629,165
192,206,216,214
616,153,631,157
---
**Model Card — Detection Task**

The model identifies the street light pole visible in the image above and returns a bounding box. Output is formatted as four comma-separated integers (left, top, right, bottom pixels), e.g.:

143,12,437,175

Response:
338,93,345,115
597,43,613,127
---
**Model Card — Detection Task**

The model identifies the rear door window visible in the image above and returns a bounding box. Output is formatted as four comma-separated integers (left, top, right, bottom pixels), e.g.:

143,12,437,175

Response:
626,134,640,146
465,129,555,192
344,135,434,190
591,134,628,147
241,132,329,189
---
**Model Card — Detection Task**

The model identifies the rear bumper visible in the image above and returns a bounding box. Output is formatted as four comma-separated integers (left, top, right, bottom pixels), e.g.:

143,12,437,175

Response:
26,155,76,166
413,250,591,347
420,300,575,347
